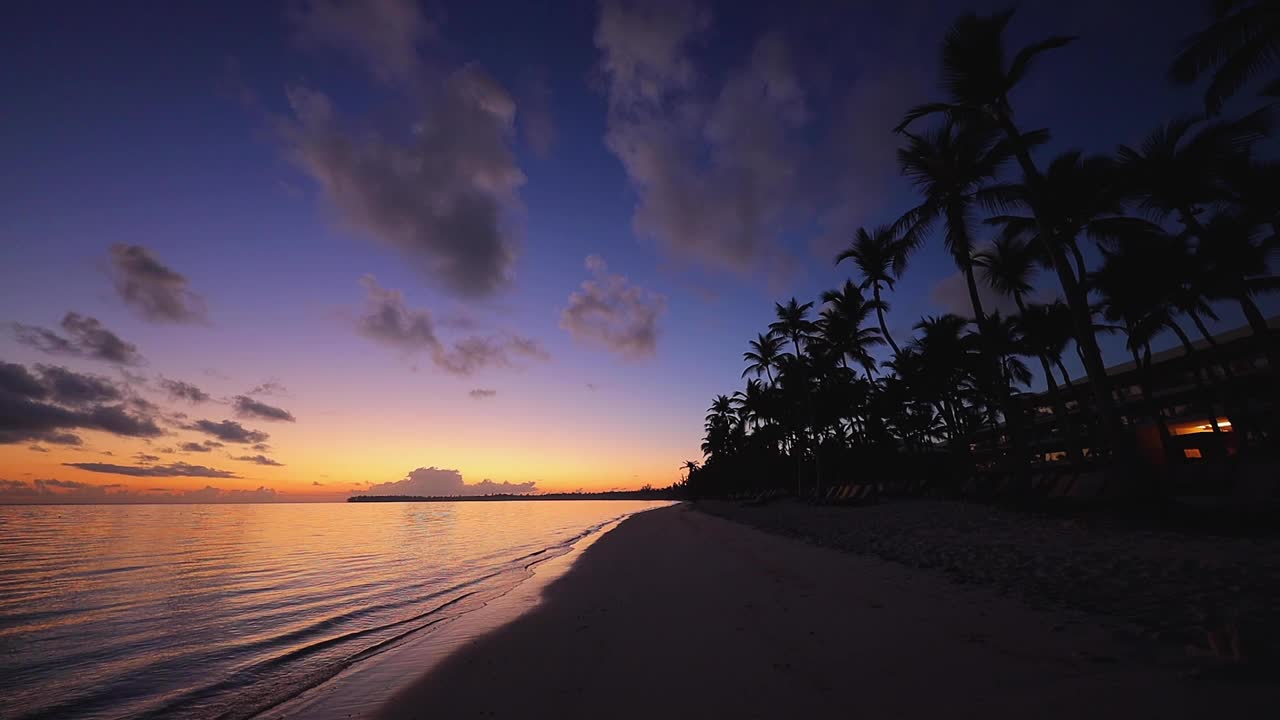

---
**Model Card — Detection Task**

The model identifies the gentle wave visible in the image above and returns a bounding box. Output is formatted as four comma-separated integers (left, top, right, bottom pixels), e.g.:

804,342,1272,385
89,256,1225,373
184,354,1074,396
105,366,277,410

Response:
0,500,668,720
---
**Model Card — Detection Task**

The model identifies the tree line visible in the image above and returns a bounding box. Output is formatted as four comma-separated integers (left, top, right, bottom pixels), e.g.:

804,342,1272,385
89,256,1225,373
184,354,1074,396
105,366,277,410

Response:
684,4,1279,498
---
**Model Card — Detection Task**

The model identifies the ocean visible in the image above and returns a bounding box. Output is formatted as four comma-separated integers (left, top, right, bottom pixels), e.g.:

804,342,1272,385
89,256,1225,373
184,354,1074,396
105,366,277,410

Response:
0,500,669,719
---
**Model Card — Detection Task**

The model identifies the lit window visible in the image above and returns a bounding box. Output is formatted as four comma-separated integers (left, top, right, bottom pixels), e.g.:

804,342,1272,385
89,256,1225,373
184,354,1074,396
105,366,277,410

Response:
1184,448,1203,459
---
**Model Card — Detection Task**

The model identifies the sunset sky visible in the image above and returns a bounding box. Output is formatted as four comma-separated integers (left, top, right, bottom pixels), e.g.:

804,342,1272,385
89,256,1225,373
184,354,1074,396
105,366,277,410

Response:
2,0,1268,502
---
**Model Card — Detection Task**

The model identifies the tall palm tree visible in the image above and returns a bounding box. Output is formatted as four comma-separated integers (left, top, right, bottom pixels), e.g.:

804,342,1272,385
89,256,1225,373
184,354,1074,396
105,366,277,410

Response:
769,298,820,493
769,298,816,359
895,123,1015,323
816,281,884,379
742,333,785,385
836,226,905,354
1116,109,1273,235
975,238,1084,464
1170,0,1280,114
896,10,1123,443
732,379,769,431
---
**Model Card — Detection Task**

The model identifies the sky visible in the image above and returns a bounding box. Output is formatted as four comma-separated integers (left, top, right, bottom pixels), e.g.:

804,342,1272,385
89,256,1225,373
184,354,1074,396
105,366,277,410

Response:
1,0,1272,502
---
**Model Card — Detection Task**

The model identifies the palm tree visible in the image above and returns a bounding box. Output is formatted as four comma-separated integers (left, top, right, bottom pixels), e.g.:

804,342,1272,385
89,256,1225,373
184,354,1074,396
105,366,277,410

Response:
1170,0,1280,114
836,226,906,354
1116,109,1273,235
731,379,769,431
975,238,1085,464
896,10,1123,444
769,298,816,358
895,123,1015,323
742,333,785,385
816,281,884,379
680,460,700,482
769,299,820,493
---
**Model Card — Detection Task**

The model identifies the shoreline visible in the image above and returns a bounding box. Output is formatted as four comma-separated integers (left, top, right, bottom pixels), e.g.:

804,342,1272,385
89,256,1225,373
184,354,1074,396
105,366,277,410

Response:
257,509,660,719
376,503,1274,718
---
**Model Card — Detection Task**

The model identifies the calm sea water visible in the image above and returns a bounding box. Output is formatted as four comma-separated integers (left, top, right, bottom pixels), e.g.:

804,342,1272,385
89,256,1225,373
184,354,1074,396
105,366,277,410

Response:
0,500,668,720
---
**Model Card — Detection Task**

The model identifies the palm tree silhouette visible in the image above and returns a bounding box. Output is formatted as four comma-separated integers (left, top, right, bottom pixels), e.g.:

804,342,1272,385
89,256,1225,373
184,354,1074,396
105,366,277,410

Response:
895,123,1015,324
1170,0,1280,114
896,10,1123,445
742,333,785,385
837,226,906,354
816,281,885,380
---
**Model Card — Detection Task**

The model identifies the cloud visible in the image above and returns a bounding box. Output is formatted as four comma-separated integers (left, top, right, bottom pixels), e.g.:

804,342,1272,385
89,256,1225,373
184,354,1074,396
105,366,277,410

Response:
595,2,808,275
37,365,124,406
356,466,537,497
28,445,49,452
0,361,161,445
468,388,497,399
282,65,525,298
233,454,284,467
178,441,221,453
159,378,210,403
312,481,324,486
929,271,1023,319
560,255,666,359
64,462,240,478
0,478,278,504
289,0,431,86
186,419,269,444
133,453,161,463
13,312,145,365
109,245,208,323
247,380,288,396
232,395,296,422
356,275,547,374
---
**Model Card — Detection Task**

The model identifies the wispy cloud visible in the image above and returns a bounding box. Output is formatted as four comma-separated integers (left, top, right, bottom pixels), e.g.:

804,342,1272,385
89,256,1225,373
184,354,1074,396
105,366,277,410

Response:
185,419,269,444
468,388,497,399
356,466,537,497
561,255,666,359
13,313,145,365
64,462,240,478
232,395,296,422
109,245,208,323
356,275,547,374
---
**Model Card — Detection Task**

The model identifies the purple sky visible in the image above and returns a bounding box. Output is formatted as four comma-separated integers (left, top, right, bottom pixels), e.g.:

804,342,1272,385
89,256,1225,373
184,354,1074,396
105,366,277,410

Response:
1,0,1274,500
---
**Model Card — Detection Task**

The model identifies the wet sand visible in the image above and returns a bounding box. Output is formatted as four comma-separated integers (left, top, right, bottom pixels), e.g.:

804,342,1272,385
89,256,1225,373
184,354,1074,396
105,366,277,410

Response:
380,503,1274,719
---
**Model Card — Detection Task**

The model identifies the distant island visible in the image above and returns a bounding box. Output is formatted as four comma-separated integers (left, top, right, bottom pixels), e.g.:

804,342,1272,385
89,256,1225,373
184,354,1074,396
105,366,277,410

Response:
348,488,682,503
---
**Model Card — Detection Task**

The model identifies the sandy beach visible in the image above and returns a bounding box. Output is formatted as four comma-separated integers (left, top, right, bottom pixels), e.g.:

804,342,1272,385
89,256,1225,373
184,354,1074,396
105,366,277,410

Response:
378,503,1275,719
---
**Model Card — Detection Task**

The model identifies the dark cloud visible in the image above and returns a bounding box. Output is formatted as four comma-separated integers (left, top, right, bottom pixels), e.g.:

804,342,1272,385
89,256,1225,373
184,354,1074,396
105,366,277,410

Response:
0,361,48,399
134,453,161,463
37,365,124,406
64,462,240,478
468,388,497,399
312,481,324,486
178,441,220,453
28,445,49,453
232,395,296,422
109,244,208,323
283,56,525,298
13,313,144,365
0,478,277,503
356,276,547,374
0,362,161,445
233,454,284,467
356,466,537,497
159,378,210,403
560,255,666,359
251,442,271,452
186,419,269,444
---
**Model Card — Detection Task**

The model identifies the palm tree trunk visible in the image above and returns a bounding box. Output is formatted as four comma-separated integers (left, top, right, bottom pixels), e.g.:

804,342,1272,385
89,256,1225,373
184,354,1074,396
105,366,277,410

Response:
872,284,900,355
1133,345,1176,463
962,259,986,323
996,115,1123,451
1055,358,1072,389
